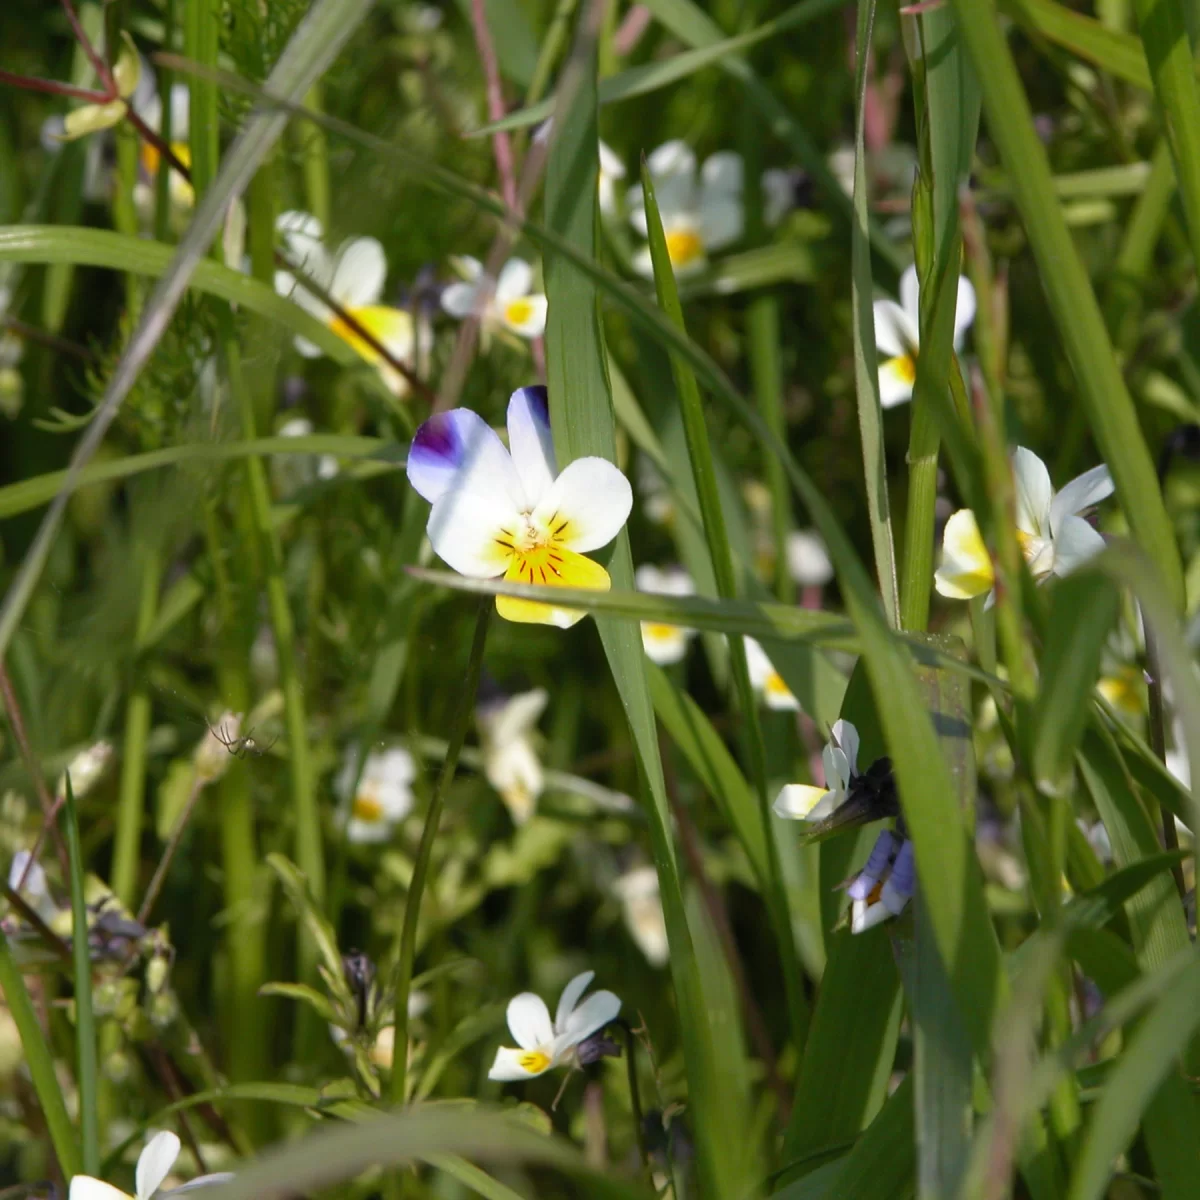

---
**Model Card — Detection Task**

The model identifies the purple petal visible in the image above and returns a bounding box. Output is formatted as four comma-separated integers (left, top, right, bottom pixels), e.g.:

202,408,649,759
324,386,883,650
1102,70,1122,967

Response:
406,408,522,507
881,839,915,914
847,829,898,900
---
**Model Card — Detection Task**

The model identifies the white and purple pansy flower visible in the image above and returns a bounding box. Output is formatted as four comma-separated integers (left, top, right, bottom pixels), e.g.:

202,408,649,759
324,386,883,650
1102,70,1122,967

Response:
406,387,633,628
847,830,915,934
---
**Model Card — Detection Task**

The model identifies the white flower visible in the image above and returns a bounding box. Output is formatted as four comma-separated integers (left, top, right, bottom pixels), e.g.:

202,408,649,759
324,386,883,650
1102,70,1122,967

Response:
636,454,675,527
935,448,1113,602
598,140,627,216
774,719,859,822
488,970,621,1081
441,256,547,343
635,565,695,665
70,1130,180,1200
337,746,416,844
8,851,55,924
271,416,338,492
479,689,548,825
626,142,743,277
613,866,668,966
744,637,799,711
847,831,915,934
60,35,141,142
872,264,976,408
786,529,834,587
406,386,632,629
274,211,426,396
57,740,114,800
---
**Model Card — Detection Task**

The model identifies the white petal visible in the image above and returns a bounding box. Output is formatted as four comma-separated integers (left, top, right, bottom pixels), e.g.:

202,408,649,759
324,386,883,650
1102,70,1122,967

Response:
426,489,521,577
276,211,330,284
556,988,620,1047
851,898,891,934
641,623,690,663
347,816,393,843
599,140,626,180
878,357,916,408
488,1045,548,1080
136,1131,181,1200
1011,447,1053,537
646,139,697,179
630,244,655,278
451,255,484,282
773,784,833,820
496,258,534,302
1049,464,1114,535
70,1180,132,1200
899,264,921,326
873,299,918,359
1050,514,1107,577
530,457,632,552
785,530,833,586
832,719,860,777
698,195,744,252
490,690,549,743
626,183,649,236
506,992,554,1050
331,238,387,308
555,970,595,1031
274,270,330,321
952,275,976,349
744,637,771,689
935,508,995,600
645,141,699,224
701,151,744,197
407,408,526,509
366,745,416,787
762,168,793,227
441,280,481,319
504,388,554,506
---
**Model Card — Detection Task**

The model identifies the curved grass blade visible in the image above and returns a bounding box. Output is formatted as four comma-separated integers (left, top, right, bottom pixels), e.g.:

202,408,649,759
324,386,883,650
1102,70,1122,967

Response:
0,226,357,362
0,0,380,664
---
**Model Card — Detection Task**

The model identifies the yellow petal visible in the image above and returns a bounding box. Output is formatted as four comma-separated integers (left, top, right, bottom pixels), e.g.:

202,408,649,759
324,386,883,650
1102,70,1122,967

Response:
496,548,610,629
61,99,128,141
934,508,994,599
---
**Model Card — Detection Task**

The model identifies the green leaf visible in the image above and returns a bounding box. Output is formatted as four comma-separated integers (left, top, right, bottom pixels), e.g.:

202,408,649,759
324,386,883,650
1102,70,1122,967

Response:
267,854,346,990
1032,573,1121,791
0,226,358,363
259,981,341,1025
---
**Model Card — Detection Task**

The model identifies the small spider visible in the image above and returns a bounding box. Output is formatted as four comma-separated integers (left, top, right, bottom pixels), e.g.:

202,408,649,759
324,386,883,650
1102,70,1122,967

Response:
209,721,276,759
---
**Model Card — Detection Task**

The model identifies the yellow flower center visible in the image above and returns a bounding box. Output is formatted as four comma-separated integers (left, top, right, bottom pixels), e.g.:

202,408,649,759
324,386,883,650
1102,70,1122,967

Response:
503,298,536,328
665,229,705,268
494,516,580,583
891,354,917,385
518,1050,551,1074
765,672,794,702
643,622,679,643
352,792,385,823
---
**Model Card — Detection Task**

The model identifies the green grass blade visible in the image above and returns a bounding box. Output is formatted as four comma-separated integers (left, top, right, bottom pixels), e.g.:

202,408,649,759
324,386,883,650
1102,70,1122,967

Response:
1032,574,1121,792
0,930,82,1178
472,0,843,136
64,776,99,1176
640,160,806,1049
949,0,1185,612
0,226,359,363
1067,957,1200,1200
1000,0,1150,87
1131,0,1200,277
542,32,752,1199
849,0,900,627
0,0,380,665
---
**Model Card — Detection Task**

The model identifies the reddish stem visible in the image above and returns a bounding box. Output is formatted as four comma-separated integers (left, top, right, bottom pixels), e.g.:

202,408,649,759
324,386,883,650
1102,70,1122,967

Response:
468,0,520,216
0,70,109,103
60,0,114,90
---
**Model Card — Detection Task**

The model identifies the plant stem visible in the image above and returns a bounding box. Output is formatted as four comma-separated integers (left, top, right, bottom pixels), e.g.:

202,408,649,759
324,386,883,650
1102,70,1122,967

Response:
618,1019,650,1175
153,0,179,245
1145,629,1186,899
299,83,330,228
64,779,99,1176
0,933,81,1179
898,401,940,634
390,603,491,1107
137,774,205,926
111,548,161,907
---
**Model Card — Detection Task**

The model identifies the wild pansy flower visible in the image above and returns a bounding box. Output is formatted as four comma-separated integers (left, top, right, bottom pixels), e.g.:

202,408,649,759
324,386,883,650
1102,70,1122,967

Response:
635,564,696,665
774,719,859,823
478,689,548,825
847,829,915,934
626,142,792,277
70,1130,180,1200
745,637,799,711
935,448,1113,602
406,386,633,628
488,970,620,1081
440,256,547,343
613,865,668,966
274,211,424,397
598,140,627,216
873,264,975,409
60,35,141,142
336,746,416,844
